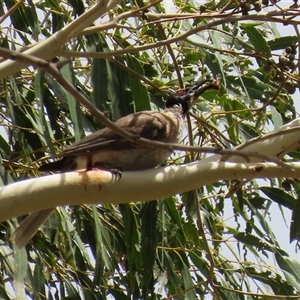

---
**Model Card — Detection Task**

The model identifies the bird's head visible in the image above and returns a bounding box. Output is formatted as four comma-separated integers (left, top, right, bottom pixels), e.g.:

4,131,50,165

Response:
165,78,221,113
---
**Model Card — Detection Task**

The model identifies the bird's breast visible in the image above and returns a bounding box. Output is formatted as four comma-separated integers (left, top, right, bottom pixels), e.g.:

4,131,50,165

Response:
74,147,173,171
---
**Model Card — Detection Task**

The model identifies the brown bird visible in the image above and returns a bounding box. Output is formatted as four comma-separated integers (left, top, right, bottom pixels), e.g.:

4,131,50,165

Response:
12,79,219,247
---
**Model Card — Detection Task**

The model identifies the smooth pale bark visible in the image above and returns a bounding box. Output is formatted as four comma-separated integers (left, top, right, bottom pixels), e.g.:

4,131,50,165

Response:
0,117,300,223
0,161,299,223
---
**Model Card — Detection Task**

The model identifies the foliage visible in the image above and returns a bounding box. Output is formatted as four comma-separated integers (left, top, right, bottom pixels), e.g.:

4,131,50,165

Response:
0,0,300,299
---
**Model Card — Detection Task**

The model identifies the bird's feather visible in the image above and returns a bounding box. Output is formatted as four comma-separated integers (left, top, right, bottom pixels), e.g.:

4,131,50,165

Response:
53,109,183,158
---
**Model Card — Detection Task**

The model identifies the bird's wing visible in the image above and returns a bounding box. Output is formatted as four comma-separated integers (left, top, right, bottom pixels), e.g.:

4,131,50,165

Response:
56,110,178,157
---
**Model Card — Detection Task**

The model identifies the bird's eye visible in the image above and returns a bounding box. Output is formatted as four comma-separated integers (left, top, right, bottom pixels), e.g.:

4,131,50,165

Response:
176,89,189,96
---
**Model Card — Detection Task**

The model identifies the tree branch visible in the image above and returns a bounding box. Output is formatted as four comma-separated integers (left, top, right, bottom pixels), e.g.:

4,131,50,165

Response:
0,0,120,79
0,160,299,223
1,114,300,222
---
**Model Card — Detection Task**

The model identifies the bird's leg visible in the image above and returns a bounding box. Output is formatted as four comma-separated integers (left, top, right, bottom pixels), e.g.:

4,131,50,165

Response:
85,151,122,178
86,151,93,171
84,150,122,179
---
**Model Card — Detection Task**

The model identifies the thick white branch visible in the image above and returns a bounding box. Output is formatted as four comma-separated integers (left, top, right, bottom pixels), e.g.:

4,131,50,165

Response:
205,118,300,163
0,161,299,223
0,117,300,223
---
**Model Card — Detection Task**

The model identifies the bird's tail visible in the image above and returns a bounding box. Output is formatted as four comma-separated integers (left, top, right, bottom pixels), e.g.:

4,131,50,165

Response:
39,158,67,172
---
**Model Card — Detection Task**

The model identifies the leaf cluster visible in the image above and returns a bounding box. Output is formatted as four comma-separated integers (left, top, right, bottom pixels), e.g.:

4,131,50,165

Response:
0,0,300,299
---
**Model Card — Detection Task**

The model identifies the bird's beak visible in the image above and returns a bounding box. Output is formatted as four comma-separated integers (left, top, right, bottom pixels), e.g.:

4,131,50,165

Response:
186,75,221,104
165,75,221,112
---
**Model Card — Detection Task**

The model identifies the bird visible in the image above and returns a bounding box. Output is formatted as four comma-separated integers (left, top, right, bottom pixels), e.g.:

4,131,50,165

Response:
12,79,219,247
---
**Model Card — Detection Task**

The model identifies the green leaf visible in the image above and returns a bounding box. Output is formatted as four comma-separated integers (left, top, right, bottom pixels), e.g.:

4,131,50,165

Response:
234,232,273,252
0,134,10,155
60,64,84,140
35,70,57,155
140,201,158,296
227,75,271,101
241,24,271,56
275,253,300,292
268,36,298,50
260,186,296,209
127,55,151,111
177,252,196,299
270,105,283,130
290,196,300,242
163,198,186,245
13,246,27,299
